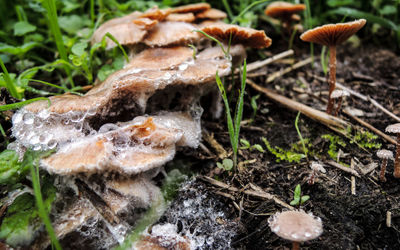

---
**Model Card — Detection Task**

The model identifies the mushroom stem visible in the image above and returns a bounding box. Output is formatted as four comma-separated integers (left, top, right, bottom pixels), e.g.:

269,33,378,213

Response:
326,45,337,115
379,158,388,182
394,134,400,178
334,96,343,116
292,241,300,250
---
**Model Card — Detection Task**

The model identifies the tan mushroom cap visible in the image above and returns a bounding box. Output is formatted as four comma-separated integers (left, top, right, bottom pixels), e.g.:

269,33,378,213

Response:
126,46,193,70
310,161,326,173
265,1,306,19
196,8,227,20
386,123,400,133
377,149,394,160
139,6,171,21
300,19,366,46
40,116,183,175
166,13,196,22
91,11,157,49
171,3,211,13
201,23,272,48
268,210,323,242
143,22,200,47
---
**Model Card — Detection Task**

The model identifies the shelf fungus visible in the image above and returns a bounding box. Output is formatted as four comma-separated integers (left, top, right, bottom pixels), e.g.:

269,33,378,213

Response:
10,3,272,248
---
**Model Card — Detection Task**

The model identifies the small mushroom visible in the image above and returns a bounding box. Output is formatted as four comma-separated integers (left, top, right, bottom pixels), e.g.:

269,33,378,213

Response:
201,23,272,48
268,210,323,250
165,13,196,22
330,89,350,116
385,123,400,178
171,3,211,14
196,8,227,20
308,161,326,185
264,1,306,33
139,6,171,21
300,19,366,114
376,149,394,182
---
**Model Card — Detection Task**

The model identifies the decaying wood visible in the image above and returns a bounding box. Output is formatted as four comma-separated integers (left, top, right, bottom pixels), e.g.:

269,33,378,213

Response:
247,79,349,130
266,57,312,83
326,160,361,178
350,159,356,195
199,176,294,210
202,131,229,159
244,49,294,73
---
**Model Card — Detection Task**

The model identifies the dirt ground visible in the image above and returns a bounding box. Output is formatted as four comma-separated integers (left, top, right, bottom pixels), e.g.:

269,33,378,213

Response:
191,41,400,249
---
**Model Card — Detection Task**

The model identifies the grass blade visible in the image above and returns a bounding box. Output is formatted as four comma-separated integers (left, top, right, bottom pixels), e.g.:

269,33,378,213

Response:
0,56,21,99
104,32,129,63
193,30,228,56
295,112,308,160
221,0,234,21
233,60,247,152
230,0,270,24
0,98,50,112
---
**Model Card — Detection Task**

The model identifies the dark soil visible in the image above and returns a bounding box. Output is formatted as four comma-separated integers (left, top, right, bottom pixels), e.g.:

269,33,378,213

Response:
194,42,400,249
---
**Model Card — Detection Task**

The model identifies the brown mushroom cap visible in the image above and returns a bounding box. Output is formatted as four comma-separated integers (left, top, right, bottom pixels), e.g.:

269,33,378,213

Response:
143,22,200,47
91,12,157,49
196,8,227,20
201,23,272,48
268,210,323,242
139,6,171,21
126,46,193,70
265,1,306,19
377,149,394,160
171,3,211,13
165,13,196,22
300,19,366,46
386,123,400,134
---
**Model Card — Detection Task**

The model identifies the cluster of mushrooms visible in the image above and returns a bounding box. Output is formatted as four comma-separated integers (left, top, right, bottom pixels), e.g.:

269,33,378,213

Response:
7,1,382,249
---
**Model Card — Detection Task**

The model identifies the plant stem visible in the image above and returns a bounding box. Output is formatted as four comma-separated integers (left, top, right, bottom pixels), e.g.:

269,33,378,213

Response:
0,57,21,99
379,158,388,182
30,161,62,250
394,134,400,178
326,45,337,114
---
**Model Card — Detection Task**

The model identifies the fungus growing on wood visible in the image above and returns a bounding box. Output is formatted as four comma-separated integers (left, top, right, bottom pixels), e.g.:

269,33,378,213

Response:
91,11,157,49
264,1,306,32
196,8,227,20
385,123,400,178
377,149,394,182
165,13,196,22
268,210,323,250
143,22,200,47
330,89,350,116
201,23,272,48
171,3,211,14
139,6,171,21
300,19,366,114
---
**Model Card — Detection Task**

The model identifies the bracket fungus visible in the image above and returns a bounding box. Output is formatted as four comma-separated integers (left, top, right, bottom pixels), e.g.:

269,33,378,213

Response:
377,149,394,182
300,19,366,114
10,3,273,247
268,210,323,250
385,123,400,178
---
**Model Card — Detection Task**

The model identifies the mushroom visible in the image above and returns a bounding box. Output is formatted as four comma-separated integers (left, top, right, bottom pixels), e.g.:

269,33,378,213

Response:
201,23,272,49
196,8,227,20
308,161,326,185
330,89,350,116
171,3,211,14
376,149,394,182
165,13,196,22
300,19,366,114
268,210,323,250
264,1,306,33
385,123,400,178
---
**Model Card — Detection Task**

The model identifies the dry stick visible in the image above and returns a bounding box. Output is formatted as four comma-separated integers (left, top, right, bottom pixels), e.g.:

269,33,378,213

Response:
266,57,313,83
326,160,361,177
199,176,293,210
350,159,356,195
202,131,229,159
312,75,400,123
244,49,294,73
247,79,349,130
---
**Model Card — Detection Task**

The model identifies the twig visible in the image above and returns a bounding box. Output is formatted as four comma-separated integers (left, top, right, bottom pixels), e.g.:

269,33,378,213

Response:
243,49,294,73
350,159,356,195
387,211,392,227
326,160,361,178
202,131,229,159
247,79,349,130
266,57,312,83
199,176,293,210
312,74,400,123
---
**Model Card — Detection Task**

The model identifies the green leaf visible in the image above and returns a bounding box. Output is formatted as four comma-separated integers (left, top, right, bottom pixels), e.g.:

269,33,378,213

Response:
13,21,37,36
58,15,91,34
0,42,39,56
301,195,310,204
380,5,397,16
327,0,360,7
222,158,233,171
0,150,29,185
240,139,250,149
294,184,301,199
251,144,264,153
0,193,38,246
71,41,88,56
